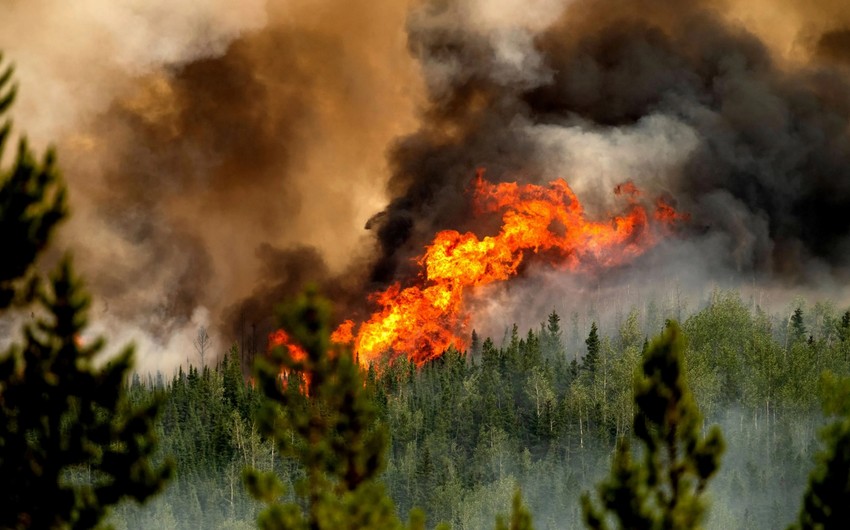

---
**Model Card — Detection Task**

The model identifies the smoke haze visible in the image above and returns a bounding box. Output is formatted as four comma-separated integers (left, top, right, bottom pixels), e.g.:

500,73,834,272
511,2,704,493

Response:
4,0,850,373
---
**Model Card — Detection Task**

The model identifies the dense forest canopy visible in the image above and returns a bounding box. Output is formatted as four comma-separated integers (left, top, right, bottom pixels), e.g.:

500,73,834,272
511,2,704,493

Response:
109,291,850,529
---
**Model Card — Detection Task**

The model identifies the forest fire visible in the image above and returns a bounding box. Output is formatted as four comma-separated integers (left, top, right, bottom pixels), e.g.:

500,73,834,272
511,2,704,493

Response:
268,329,307,362
267,170,685,368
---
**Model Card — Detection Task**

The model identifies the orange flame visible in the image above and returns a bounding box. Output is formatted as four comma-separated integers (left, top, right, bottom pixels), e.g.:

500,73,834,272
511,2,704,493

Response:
268,171,685,369
267,329,311,391
337,170,685,366
268,329,307,362
330,319,355,344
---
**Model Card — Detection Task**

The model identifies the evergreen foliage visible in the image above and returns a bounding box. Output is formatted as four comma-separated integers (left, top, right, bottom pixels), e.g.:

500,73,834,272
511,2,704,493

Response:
243,288,401,529
110,290,850,529
583,322,600,375
0,261,173,528
791,373,850,529
791,307,807,345
0,55,171,529
582,322,724,530
0,54,65,307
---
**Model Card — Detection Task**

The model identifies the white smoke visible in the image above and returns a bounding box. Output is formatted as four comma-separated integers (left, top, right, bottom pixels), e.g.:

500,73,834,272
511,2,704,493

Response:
0,0,266,146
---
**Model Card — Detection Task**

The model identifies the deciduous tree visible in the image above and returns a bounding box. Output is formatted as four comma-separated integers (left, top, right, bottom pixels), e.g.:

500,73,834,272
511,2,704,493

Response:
582,322,724,530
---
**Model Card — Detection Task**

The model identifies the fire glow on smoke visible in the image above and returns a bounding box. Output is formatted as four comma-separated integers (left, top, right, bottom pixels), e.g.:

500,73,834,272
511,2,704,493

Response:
271,170,686,366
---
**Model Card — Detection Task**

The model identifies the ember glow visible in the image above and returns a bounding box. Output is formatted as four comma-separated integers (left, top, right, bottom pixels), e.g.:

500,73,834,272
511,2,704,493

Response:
326,170,685,367
267,328,312,391
268,329,307,363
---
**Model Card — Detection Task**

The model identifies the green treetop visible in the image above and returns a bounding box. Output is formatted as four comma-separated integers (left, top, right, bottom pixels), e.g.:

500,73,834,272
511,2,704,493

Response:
0,54,172,528
583,322,600,375
244,288,402,530
582,321,724,530
791,372,850,529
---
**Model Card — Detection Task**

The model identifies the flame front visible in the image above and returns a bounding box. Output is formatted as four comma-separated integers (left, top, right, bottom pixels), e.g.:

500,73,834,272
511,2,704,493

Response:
268,329,307,362
343,170,684,366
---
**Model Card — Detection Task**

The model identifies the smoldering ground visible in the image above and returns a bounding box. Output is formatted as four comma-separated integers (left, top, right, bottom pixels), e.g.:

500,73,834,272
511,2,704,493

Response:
4,0,850,375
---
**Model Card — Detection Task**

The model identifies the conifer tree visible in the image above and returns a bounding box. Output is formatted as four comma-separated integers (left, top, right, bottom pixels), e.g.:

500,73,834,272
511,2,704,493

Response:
243,288,402,530
839,311,850,343
0,54,65,306
791,307,807,345
495,490,534,530
791,373,850,529
582,322,724,530
244,288,532,530
0,54,172,528
543,310,563,358
583,322,600,375
0,261,173,528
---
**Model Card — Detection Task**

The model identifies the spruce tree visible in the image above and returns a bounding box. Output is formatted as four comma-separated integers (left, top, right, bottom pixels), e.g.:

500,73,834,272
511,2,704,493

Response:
839,311,850,343
0,54,65,306
791,307,807,345
582,322,724,530
583,322,600,376
0,261,173,528
244,288,529,530
543,309,563,359
0,55,172,528
791,373,850,529
243,288,401,530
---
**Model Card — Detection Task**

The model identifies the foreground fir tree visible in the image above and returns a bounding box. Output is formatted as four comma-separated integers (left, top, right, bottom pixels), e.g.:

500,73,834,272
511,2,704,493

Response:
582,322,724,530
0,55,172,528
791,372,850,529
495,490,534,530
0,54,64,306
244,288,404,530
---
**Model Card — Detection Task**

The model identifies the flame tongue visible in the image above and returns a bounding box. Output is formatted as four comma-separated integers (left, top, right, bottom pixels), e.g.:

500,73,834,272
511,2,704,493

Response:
268,329,307,362
346,171,682,366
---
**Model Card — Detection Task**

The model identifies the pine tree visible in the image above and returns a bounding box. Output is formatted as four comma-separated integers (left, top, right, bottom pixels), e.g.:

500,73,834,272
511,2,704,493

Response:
243,288,401,530
244,288,527,530
471,329,481,358
791,307,807,345
0,55,172,528
839,311,850,343
0,54,65,307
791,373,850,529
583,322,600,376
582,322,724,530
543,309,563,359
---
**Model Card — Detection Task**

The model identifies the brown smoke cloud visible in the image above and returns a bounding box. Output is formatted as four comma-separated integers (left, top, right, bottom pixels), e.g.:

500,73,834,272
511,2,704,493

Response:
1,0,422,373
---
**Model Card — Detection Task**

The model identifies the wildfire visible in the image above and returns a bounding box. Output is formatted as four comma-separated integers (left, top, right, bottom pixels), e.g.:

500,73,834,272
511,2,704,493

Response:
274,170,685,368
268,329,307,362
267,328,311,391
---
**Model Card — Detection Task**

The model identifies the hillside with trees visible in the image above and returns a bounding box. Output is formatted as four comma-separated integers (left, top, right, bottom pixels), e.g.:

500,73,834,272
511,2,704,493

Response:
103,289,850,529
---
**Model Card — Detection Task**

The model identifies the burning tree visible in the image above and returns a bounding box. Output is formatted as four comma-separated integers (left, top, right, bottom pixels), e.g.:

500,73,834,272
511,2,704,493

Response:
243,288,403,529
325,169,687,369
0,54,172,528
244,287,533,529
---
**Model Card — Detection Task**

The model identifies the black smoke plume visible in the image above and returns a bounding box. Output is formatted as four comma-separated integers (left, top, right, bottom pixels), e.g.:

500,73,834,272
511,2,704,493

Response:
368,0,850,289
